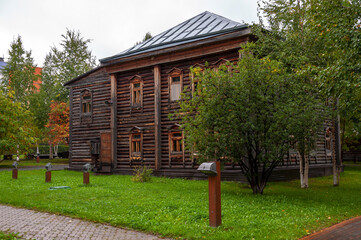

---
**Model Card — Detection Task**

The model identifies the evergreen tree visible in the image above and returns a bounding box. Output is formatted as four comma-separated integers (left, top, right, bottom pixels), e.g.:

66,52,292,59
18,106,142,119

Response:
0,35,37,105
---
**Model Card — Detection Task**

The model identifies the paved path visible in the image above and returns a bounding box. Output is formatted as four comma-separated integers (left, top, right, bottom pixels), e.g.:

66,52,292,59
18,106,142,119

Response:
0,205,170,240
0,164,68,171
301,216,361,240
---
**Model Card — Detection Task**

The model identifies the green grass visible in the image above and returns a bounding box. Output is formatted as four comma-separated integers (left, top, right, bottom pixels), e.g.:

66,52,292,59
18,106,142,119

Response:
0,231,21,240
0,159,68,168
0,167,360,240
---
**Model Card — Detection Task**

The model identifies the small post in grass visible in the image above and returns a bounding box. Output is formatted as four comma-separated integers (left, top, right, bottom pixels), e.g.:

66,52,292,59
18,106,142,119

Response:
45,163,52,182
83,163,92,185
12,161,19,179
36,152,40,163
197,161,222,227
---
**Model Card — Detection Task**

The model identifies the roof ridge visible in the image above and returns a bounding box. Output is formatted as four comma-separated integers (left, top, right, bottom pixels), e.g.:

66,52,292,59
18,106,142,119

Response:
100,11,246,63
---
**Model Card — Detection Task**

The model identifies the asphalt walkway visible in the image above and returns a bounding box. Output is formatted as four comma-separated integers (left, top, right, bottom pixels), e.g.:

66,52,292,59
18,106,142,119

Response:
301,216,361,240
0,204,170,240
0,164,68,171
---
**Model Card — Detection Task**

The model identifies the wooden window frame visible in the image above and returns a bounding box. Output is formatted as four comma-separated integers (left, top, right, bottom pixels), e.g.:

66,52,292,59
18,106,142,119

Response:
168,124,185,166
190,64,204,96
80,89,93,121
168,68,183,102
129,127,144,162
212,58,232,72
325,127,333,157
130,75,143,109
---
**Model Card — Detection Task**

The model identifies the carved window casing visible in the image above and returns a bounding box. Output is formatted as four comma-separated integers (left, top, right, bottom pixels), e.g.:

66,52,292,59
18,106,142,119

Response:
168,68,183,102
168,124,184,166
130,75,143,109
129,127,144,163
212,58,232,72
80,89,93,122
191,63,204,96
325,127,333,157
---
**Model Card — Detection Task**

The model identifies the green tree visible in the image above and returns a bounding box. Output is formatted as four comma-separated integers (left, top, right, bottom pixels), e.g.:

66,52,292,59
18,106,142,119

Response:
176,48,326,194
255,0,361,185
0,35,37,105
42,29,97,102
0,90,37,156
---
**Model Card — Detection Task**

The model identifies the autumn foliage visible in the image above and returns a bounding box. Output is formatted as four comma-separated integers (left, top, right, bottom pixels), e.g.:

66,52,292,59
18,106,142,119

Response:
45,101,69,145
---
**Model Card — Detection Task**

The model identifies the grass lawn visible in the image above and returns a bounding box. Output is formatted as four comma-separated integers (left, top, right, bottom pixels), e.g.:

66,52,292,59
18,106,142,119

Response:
0,159,68,168
0,231,21,240
0,167,360,240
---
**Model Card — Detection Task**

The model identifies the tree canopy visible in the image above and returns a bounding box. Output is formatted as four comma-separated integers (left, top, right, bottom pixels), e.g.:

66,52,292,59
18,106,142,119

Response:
0,35,38,105
0,90,37,155
42,29,97,102
176,47,326,194
255,0,361,149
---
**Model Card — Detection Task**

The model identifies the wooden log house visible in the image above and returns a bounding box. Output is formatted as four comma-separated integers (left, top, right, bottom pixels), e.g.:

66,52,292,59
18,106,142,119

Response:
64,11,340,181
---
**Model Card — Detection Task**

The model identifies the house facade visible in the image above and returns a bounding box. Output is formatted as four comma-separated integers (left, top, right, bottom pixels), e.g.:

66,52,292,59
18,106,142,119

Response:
64,11,339,181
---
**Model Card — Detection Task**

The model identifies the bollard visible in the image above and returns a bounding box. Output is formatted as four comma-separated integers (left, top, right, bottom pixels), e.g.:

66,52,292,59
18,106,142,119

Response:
36,154,40,163
83,172,90,184
45,163,52,183
83,163,92,185
12,161,19,179
45,171,51,182
12,168,18,179
197,161,222,227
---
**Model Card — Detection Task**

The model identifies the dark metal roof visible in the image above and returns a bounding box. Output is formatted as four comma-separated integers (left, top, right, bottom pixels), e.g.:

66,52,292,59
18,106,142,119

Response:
100,11,248,63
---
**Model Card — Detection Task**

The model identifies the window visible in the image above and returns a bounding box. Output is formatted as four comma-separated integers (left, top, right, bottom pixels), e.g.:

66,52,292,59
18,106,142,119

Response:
130,75,143,108
212,58,232,72
129,127,144,162
170,132,183,153
191,64,204,95
131,133,141,156
168,68,183,102
325,127,333,157
81,89,92,120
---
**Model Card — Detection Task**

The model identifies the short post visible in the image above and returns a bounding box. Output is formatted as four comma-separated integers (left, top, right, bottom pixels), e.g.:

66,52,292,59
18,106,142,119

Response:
36,152,40,163
197,161,222,227
83,163,92,185
12,161,18,179
45,163,52,183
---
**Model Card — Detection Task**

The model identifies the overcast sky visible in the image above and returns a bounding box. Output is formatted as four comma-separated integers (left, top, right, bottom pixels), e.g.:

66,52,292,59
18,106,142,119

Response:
0,0,259,67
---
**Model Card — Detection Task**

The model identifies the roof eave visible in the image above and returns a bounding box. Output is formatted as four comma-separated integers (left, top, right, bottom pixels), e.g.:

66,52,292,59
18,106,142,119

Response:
100,25,249,63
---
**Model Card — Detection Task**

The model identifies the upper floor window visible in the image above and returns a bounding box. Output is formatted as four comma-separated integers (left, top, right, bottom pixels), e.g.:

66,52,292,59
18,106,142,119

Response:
212,58,232,72
191,63,204,95
130,75,143,108
81,89,92,116
325,127,333,157
168,68,183,102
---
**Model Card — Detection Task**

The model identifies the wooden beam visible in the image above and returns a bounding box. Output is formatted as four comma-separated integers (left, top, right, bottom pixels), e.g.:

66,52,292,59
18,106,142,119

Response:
69,88,73,167
105,34,250,74
154,65,162,170
110,74,118,169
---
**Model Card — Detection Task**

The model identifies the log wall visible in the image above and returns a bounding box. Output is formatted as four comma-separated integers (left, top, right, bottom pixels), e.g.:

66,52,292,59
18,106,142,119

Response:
68,43,336,177
69,69,111,168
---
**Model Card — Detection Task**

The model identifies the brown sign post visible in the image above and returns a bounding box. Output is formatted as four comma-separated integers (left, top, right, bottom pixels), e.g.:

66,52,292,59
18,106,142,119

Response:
197,161,222,227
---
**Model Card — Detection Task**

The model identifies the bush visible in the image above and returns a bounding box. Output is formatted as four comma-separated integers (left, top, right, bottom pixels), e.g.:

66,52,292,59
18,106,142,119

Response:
131,165,153,182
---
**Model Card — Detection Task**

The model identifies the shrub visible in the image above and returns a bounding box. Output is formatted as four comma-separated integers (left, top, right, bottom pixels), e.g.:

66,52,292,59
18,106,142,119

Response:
131,165,153,182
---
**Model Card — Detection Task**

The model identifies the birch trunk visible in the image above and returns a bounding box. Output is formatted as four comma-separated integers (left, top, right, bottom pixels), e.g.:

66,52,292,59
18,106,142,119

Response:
300,154,305,188
304,155,309,188
333,156,338,186
49,143,53,159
